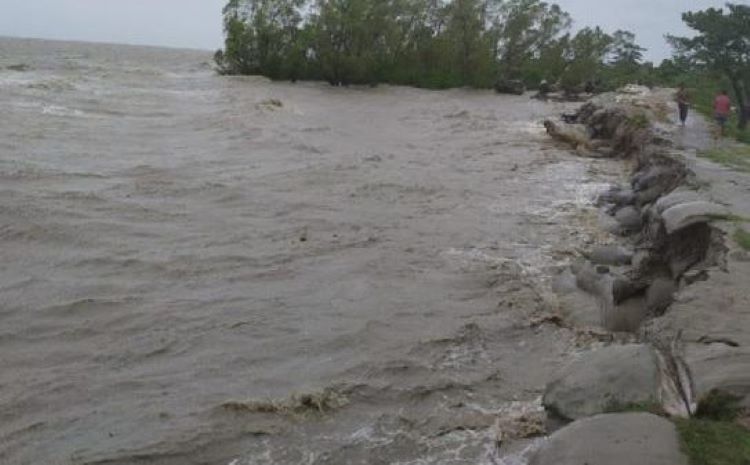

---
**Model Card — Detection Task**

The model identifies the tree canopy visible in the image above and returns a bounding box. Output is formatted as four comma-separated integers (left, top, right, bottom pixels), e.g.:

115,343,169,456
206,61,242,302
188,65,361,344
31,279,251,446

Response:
215,0,647,92
668,2,750,129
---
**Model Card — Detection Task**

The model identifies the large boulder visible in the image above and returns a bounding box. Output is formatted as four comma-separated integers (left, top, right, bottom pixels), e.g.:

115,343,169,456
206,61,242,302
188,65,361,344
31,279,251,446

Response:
615,206,643,232
543,344,660,420
598,186,636,208
637,184,670,207
686,345,750,411
552,268,602,327
655,190,703,214
543,120,591,151
631,164,688,206
529,413,689,465
570,260,607,296
565,264,650,331
585,245,633,266
642,259,750,410
602,294,649,332
633,166,672,192
662,201,728,234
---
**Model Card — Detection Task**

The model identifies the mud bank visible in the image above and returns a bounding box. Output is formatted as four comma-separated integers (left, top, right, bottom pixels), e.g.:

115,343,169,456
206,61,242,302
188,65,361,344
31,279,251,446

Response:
531,89,750,463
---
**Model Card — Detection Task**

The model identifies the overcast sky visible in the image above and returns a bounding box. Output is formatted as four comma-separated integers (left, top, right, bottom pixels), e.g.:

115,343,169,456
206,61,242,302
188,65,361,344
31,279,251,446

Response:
0,0,740,61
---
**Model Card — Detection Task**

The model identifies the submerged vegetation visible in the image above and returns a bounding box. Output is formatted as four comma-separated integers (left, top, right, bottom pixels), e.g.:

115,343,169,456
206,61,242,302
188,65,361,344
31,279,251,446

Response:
222,388,349,417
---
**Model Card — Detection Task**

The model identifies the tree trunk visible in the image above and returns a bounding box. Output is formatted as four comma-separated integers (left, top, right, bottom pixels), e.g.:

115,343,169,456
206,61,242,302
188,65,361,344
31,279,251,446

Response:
742,79,750,131
727,72,748,131
730,78,747,130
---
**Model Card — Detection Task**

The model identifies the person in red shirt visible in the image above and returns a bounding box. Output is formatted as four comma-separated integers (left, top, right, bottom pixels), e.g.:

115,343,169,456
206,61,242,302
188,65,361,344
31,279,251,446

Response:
714,90,732,137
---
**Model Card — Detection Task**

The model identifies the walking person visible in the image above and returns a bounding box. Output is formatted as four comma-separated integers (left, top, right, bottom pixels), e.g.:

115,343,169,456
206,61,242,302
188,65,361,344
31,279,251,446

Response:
675,83,690,126
714,90,732,138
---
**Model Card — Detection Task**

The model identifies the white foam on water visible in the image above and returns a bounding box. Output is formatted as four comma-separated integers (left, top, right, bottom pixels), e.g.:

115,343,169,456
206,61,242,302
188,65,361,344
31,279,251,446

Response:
526,180,609,219
442,247,541,278
490,438,547,465
41,104,85,117
571,181,611,207
510,120,547,136
0,73,36,87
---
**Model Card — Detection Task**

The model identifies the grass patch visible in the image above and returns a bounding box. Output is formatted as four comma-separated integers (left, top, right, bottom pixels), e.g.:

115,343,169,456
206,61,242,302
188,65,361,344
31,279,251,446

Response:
675,390,750,465
735,228,750,251
699,146,750,173
696,390,743,422
604,400,665,416
675,418,750,465
706,213,750,223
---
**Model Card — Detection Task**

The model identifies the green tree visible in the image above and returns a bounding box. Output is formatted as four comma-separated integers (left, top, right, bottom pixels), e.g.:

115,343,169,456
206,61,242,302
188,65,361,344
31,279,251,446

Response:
521,34,569,86
216,0,646,92
217,0,305,77
218,0,254,74
610,30,645,67
442,0,493,86
605,30,647,88
310,0,389,85
669,3,750,129
494,0,571,81
560,27,613,93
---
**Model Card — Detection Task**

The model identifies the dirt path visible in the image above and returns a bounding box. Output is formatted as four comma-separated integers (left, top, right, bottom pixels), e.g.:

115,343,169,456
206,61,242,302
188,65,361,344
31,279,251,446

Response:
673,110,750,219
648,100,750,417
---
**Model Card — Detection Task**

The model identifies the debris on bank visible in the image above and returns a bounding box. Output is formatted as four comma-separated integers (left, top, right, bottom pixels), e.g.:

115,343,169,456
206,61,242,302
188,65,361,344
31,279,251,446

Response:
221,387,349,417
256,98,284,111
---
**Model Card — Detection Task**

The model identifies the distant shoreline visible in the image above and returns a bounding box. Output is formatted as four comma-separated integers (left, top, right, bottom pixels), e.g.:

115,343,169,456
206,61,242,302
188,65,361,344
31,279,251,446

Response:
0,34,216,54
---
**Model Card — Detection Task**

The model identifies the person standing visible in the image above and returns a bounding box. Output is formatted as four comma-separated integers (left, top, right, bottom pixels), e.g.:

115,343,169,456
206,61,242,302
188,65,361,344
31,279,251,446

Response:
714,90,732,137
675,83,690,126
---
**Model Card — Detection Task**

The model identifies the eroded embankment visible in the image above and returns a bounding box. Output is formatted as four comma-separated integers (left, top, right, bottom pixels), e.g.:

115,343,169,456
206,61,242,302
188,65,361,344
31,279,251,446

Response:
553,99,727,338
530,90,750,464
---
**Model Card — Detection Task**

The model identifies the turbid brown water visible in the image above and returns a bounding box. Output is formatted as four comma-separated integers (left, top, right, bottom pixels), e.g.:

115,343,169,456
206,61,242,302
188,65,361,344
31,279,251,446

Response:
1,38,623,464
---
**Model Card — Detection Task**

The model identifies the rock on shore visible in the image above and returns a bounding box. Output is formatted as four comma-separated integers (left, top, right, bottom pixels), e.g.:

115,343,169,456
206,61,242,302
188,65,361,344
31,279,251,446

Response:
545,91,733,337
543,344,661,420
530,84,750,465
543,342,692,420
642,261,750,412
529,413,688,465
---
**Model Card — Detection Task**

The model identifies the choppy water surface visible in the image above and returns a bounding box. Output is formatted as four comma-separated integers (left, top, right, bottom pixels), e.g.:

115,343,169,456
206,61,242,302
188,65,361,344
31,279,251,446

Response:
1,38,618,465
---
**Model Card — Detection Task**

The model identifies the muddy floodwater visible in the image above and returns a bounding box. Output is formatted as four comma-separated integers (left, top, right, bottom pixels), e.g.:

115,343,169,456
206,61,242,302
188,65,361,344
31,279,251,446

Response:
1,38,621,465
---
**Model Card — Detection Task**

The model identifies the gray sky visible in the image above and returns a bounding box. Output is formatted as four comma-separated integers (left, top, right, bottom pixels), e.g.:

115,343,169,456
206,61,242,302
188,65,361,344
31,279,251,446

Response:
0,0,227,51
555,0,738,62
0,0,741,60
